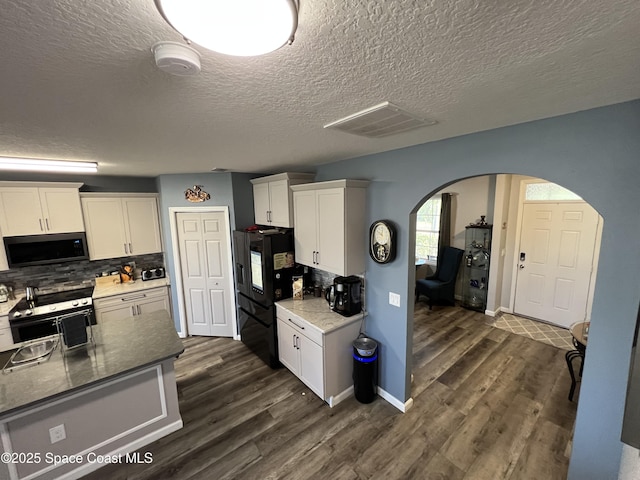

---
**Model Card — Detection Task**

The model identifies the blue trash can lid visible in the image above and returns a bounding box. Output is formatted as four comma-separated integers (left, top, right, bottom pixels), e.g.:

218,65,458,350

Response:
353,337,377,356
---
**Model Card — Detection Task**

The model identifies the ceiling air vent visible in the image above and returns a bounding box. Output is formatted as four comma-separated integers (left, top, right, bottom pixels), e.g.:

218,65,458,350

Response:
323,102,437,138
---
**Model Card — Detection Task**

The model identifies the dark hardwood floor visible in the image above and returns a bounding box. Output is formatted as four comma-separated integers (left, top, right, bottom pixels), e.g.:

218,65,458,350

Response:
83,303,577,479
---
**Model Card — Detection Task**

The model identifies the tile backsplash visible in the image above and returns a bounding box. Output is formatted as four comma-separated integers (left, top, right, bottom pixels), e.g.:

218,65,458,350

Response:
0,253,164,294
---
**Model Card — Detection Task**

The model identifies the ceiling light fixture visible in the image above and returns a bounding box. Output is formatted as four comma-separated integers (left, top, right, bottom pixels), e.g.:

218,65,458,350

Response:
0,157,98,174
155,0,299,57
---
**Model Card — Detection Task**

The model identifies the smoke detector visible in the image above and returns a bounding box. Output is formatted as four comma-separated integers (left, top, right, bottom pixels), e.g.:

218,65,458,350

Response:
152,41,201,76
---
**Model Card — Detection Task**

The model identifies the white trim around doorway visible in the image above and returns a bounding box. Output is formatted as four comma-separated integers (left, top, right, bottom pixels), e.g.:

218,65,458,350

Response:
168,206,239,340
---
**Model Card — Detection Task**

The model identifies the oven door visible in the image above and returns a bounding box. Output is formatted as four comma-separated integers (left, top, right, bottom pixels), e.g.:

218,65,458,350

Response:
237,293,279,369
10,309,96,344
10,317,59,343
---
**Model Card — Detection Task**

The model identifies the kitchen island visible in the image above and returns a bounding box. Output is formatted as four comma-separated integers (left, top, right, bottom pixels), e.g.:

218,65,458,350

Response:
0,309,184,480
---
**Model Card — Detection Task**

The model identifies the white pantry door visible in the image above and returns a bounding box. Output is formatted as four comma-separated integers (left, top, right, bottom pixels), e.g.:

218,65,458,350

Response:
177,212,233,337
514,202,599,328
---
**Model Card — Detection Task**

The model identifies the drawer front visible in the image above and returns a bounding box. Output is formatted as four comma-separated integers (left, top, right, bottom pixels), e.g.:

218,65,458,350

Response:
0,315,9,330
275,306,323,347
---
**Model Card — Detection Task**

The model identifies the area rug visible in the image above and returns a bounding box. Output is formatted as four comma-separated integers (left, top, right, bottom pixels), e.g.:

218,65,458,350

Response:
492,313,574,350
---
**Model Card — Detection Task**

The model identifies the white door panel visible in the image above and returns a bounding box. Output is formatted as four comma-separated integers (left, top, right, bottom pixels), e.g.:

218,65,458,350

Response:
178,211,233,337
514,202,599,328
206,240,223,277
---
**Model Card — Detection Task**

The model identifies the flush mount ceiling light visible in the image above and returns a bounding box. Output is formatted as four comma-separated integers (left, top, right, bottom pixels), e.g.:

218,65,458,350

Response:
155,0,299,57
0,157,98,173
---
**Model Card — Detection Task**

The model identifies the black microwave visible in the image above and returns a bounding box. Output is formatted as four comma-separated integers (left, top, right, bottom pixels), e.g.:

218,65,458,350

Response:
4,232,89,268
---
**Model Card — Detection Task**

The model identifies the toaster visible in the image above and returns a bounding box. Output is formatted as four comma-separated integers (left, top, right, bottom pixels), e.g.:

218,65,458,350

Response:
141,267,166,281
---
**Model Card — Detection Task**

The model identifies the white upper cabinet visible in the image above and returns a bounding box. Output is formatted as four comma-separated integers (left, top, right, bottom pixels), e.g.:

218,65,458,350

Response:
81,194,162,260
0,182,84,236
250,172,314,228
292,179,369,276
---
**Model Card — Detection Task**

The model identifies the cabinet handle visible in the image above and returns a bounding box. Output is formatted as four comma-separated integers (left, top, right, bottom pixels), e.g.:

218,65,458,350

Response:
129,243,133,254
122,294,147,301
131,306,136,316
124,243,128,254
39,219,44,231
137,305,141,315
45,218,50,230
292,334,296,348
288,318,305,330
316,251,319,265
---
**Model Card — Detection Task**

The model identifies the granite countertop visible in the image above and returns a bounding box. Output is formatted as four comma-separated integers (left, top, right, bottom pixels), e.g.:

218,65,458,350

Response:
93,277,170,299
276,297,364,334
0,309,184,417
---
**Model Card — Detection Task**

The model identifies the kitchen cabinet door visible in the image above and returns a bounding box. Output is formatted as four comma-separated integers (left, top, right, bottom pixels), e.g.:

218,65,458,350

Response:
82,194,162,260
315,188,345,274
267,179,292,227
95,302,134,323
292,180,368,276
137,290,171,316
122,197,162,256
292,189,317,267
277,319,300,376
0,187,45,236
81,197,129,260
298,333,324,398
252,182,270,225
38,188,84,233
0,186,84,236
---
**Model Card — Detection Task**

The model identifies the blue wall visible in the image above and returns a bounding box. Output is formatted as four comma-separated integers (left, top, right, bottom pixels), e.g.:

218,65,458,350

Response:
155,172,256,326
315,100,640,479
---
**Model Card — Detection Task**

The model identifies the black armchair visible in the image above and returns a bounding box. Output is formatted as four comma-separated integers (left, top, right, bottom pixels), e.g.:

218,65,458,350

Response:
415,246,464,309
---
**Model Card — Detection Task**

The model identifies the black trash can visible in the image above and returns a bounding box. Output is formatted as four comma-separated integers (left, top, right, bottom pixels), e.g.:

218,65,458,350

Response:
352,337,378,404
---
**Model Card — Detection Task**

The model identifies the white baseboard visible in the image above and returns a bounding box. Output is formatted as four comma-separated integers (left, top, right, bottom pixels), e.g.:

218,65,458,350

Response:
486,306,512,317
328,386,354,408
376,386,414,412
59,420,183,480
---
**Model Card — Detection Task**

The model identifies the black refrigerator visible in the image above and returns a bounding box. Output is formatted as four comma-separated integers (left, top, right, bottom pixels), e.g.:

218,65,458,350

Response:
233,229,297,368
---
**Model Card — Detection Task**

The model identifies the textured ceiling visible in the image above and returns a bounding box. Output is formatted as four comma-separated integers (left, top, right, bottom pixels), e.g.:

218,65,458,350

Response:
0,0,638,177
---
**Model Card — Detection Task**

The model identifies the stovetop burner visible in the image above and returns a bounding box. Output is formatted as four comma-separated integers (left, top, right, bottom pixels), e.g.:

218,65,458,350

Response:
10,287,94,322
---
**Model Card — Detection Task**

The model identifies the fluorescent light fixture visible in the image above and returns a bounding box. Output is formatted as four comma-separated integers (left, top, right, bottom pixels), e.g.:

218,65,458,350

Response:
155,0,299,57
0,157,98,173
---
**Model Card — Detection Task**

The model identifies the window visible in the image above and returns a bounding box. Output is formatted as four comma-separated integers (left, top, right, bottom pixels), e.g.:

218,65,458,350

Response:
525,182,582,201
416,196,441,264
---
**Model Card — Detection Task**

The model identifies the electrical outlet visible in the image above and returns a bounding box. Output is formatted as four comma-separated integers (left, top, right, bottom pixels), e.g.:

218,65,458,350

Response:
389,292,401,307
49,424,66,444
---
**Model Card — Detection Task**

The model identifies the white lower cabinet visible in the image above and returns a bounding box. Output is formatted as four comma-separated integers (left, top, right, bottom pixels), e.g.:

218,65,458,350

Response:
94,287,171,323
277,317,324,399
276,302,363,407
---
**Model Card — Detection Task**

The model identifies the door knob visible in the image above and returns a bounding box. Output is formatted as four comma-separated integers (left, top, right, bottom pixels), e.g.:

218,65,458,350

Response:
519,264,525,269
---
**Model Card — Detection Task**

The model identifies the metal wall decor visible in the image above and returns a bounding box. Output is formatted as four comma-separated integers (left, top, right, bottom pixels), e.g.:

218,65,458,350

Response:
185,185,211,202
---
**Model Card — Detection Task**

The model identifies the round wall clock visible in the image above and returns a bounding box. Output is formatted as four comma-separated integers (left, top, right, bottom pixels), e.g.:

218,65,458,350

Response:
370,220,396,264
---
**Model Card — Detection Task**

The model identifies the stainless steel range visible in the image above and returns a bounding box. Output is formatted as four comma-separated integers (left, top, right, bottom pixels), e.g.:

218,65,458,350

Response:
9,287,96,343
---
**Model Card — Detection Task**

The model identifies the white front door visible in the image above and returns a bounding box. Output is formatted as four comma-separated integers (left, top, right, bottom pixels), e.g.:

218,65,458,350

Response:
177,211,234,337
514,202,599,328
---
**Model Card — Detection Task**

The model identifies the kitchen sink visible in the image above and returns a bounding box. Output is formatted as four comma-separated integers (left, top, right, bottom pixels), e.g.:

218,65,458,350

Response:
3,337,59,373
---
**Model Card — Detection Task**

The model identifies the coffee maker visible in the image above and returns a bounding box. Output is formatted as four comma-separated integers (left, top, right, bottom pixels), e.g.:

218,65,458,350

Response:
327,275,362,317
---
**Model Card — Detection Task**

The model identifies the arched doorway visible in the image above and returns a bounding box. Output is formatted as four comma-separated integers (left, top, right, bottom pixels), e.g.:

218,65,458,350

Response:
408,174,602,477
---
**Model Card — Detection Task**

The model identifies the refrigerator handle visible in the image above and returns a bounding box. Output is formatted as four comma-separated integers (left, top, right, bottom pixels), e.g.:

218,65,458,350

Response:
237,263,244,285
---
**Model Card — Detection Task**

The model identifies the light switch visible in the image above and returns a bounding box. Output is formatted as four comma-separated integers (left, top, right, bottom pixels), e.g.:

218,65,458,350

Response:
389,292,401,307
